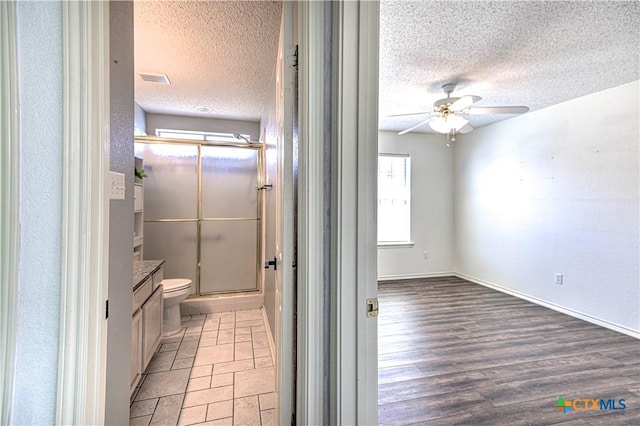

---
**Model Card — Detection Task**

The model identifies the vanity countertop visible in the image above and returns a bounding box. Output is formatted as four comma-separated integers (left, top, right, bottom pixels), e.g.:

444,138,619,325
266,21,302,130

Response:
133,260,165,290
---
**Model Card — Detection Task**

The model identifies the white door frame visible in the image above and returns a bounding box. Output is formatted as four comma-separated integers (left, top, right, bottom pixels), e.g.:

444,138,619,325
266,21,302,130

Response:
331,1,380,425
0,2,20,423
296,1,379,423
56,1,110,424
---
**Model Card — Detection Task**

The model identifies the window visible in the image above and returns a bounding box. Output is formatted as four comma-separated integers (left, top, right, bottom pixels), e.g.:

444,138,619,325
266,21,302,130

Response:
378,154,411,244
155,129,251,143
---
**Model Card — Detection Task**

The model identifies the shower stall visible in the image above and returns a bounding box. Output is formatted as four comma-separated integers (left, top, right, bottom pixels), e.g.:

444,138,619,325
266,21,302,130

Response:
135,137,264,296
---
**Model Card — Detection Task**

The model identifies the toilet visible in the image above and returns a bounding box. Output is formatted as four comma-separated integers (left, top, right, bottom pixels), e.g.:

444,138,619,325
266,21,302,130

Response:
161,279,193,337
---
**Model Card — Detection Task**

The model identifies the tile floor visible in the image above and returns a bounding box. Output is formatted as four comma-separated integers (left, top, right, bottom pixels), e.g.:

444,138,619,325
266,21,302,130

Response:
130,309,276,426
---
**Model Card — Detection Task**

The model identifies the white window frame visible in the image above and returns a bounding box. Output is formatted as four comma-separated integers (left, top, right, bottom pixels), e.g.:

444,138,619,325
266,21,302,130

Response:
377,153,413,247
155,128,251,143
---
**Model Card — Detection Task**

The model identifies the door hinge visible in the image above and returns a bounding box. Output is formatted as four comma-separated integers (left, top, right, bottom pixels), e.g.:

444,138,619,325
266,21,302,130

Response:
292,44,299,70
105,299,109,319
366,298,379,317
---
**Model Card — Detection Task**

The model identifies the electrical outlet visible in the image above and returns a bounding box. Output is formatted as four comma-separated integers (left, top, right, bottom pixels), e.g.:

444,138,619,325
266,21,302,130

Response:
423,251,428,259
110,171,125,200
554,273,563,285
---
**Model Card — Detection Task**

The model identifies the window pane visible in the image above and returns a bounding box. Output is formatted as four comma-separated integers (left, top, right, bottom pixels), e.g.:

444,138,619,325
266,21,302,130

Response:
378,155,411,242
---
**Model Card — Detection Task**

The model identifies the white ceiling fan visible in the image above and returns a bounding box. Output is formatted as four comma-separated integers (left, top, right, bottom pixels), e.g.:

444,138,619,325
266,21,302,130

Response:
391,83,529,136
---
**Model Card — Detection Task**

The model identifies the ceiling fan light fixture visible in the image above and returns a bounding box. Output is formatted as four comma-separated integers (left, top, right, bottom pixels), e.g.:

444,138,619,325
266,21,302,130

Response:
428,114,468,134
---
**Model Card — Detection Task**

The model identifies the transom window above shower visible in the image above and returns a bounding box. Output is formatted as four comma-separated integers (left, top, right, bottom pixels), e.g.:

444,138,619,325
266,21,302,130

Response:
155,129,252,143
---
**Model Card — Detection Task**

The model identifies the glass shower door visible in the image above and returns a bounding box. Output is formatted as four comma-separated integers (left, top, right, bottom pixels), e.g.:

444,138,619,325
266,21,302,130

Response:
200,146,260,294
136,143,199,294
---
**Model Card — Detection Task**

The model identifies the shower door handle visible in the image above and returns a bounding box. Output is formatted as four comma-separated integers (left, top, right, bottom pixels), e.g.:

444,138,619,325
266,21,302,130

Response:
264,257,277,271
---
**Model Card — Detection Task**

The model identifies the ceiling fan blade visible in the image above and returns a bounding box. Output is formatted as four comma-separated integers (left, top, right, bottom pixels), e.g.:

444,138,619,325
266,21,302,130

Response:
449,95,481,112
387,111,434,118
398,117,434,135
464,106,529,115
458,123,474,134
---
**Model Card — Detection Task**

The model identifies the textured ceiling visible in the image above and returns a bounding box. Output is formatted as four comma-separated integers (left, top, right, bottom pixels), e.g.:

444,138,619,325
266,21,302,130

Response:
379,0,640,134
134,1,639,130
134,1,281,121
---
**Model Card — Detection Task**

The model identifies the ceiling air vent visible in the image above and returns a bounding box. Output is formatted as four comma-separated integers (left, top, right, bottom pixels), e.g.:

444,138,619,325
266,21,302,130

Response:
139,72,171,84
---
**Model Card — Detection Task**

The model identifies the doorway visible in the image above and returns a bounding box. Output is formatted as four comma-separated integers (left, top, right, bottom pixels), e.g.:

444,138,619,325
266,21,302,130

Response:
135,139,264,296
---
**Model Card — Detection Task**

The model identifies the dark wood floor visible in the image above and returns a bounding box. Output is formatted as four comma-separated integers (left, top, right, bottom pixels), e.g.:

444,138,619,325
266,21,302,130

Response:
377,276,640,425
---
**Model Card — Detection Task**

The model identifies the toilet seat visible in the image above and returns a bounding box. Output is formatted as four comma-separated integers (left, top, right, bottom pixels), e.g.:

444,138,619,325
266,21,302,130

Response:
162,279,192,293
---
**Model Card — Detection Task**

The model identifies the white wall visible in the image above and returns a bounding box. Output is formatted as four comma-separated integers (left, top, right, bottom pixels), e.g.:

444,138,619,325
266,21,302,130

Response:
378,131,454,279
145,113,260,141
13,2,63,423
134,102,147,135
454,81,639,334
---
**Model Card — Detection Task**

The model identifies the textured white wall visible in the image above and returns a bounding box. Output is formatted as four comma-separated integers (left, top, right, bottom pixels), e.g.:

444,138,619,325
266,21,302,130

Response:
13,1,63,423
134,102,147,135
377,131,454,279
454,81,639,332
145,113,260,141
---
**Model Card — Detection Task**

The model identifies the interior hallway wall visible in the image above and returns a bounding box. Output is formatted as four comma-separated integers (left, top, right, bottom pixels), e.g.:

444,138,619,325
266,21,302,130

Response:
12,2,63,423
105,1,135,424
145,113,260,141
454,80,640,333
377,131,454,279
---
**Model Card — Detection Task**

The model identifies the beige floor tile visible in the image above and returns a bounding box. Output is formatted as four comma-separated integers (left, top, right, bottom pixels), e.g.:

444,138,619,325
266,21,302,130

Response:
178,405,207,426
130,398,158,418
199,337,218,347
182,334,200,342
182,319,205,328
234,342,253,361
191,364,212,378
235,327,251,335
250,325,265,333
211,372,234,388
233,395,260,426
254,356,272,368
172,357,194,370
234,367,275,398
220,312,235,322
130,414,151,426
194,344,234,366
187,376,211,392
161,335,183,344
234,333,252,343
202,417,233,426
217,329,235,344
258,392,276,410
184,325,203,335
181,315,192,321
253,347,270,358
235,310,262,322
176,340,199,359
206,400,233,421
260,409,275,426
160,342,180,352
150,394,184,426
251,332,269,349
218,322,235,330
136,368,190,400
201,331,218,339
190,314,206,321
212,359,255,375
145,351,177,373
183,385,233,408
236,319,263,328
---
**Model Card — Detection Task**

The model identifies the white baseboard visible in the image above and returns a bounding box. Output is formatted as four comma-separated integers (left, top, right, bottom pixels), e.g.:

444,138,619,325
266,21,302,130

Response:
456,272,640,340
181,293,264,315
377,271,455,282
261,307,276,366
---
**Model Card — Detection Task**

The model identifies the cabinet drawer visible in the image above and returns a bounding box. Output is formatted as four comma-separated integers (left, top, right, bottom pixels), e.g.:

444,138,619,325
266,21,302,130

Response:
133,277,152,313
153,268,164,290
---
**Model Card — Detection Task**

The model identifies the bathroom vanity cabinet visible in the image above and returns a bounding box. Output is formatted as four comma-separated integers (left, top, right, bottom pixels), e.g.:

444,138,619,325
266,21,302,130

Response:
131,260,165,395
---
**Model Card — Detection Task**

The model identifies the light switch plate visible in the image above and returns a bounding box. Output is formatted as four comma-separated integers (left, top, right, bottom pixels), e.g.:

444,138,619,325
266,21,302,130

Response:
110,171,126,200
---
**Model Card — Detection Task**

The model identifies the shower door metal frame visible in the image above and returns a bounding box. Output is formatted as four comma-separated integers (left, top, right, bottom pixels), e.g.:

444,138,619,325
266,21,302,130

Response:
135,136,265,296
